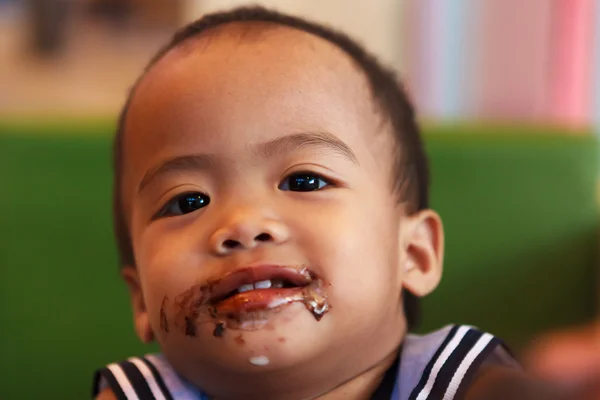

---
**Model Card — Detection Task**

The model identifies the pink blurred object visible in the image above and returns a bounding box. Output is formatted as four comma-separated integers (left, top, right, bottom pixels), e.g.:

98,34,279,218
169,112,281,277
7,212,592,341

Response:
474,0,552,122
549,0,595,128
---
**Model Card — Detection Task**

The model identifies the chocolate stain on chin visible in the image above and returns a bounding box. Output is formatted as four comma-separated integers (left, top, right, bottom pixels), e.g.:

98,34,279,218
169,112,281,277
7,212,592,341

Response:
172,269,331,338
174,285,210,337
160,296,169,333
184,316,197,336
235,335,245,346
213,322,225,337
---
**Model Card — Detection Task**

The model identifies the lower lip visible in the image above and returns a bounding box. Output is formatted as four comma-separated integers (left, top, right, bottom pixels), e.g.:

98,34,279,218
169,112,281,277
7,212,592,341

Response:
213,288,305,316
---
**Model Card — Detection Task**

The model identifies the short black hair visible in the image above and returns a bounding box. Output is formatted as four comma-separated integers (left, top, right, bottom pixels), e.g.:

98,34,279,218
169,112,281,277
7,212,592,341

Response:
112,6,428,330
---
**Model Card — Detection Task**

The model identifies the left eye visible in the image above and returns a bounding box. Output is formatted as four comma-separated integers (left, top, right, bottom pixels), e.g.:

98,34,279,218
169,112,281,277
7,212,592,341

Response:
279,172,331,192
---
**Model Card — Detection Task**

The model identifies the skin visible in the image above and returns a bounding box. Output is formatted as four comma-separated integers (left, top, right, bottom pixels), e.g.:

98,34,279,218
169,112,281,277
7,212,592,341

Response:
526,322,600,400
111,23,444,400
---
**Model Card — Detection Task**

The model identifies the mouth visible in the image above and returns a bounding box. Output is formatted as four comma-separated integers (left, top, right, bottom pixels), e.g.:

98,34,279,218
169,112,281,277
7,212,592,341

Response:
208,266,316,314
171,265,330,337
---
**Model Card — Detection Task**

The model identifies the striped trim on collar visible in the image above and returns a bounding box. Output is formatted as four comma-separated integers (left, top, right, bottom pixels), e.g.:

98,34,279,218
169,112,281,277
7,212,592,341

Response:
408,325,502,400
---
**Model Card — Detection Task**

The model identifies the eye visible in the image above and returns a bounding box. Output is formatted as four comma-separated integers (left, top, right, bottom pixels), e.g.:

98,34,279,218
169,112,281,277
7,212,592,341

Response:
158,192,210,217
279,172,331,192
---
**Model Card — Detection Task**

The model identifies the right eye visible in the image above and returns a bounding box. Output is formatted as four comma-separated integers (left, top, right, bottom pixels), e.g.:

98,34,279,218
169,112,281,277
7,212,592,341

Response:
158,192,210,218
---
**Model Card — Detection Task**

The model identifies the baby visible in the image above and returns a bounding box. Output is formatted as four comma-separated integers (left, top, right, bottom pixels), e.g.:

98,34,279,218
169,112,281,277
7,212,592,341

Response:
93,6,560,400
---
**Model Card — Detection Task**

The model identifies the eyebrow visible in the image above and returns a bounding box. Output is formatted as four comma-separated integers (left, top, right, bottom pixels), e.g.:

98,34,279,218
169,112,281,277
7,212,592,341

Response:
137,131,358,193
255,131,358,164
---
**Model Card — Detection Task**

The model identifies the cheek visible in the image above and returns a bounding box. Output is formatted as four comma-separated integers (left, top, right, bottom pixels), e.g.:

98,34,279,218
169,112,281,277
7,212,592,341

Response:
133,214,211,280
133,221,210,331
294,193,401,312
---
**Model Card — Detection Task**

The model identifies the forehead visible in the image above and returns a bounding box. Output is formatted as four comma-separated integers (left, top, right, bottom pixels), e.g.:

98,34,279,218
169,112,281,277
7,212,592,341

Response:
121,23,392,198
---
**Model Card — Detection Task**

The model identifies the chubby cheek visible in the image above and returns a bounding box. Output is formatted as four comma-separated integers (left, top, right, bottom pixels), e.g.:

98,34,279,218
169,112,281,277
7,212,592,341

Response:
296,195,402,323
133,222,211,339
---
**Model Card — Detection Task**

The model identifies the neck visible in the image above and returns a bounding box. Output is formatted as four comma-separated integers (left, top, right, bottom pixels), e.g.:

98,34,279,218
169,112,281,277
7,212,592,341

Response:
206,317,408,400
314,348,399,400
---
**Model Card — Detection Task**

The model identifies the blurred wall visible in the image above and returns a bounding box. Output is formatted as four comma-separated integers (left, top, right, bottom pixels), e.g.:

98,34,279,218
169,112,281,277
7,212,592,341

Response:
2,0,600,131
403,0,598,129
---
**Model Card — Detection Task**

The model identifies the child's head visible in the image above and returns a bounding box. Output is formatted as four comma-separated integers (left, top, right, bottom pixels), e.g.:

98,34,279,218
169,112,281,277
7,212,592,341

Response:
112,6,443,398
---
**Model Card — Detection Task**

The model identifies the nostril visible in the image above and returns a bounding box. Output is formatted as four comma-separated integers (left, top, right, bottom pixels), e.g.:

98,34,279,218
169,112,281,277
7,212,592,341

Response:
223,239,241,249
219,233,273,252
255,233,272,242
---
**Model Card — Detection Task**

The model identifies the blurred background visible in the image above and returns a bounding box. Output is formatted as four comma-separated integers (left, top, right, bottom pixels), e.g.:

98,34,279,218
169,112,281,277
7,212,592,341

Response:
1,0,599,398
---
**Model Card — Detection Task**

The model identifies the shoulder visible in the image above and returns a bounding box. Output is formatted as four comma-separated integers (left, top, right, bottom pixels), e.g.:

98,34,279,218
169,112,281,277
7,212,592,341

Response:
92,354,205,400
465,366,569,400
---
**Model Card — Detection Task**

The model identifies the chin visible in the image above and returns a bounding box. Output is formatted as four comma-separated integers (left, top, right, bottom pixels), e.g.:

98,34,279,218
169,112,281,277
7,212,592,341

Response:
161,302,334,375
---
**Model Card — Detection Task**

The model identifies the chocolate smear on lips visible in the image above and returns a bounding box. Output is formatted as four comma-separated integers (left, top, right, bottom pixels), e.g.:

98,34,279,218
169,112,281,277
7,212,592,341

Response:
171,265,330,337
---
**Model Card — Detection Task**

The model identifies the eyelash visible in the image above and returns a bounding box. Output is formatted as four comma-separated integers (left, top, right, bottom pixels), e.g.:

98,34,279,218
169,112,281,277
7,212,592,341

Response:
278,170,333,191
155,192,210,219
155,171,334,219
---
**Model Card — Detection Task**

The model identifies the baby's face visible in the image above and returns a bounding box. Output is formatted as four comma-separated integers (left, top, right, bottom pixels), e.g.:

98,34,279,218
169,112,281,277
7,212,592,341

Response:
120,25,441,397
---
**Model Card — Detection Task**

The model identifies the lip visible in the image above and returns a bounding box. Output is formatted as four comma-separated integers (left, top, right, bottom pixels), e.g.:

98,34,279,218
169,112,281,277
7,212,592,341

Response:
207,265,314,305
213,287,306,315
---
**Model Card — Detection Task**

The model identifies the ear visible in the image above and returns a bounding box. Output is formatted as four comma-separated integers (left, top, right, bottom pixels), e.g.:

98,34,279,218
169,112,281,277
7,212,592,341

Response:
400,209,444,297
121,267,154,343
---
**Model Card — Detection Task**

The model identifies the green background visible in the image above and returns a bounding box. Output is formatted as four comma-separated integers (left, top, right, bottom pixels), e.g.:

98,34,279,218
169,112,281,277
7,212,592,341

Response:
1,121,598,399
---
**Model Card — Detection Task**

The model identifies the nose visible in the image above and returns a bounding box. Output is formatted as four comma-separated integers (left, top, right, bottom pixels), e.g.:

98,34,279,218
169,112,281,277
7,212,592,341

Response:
209,210,290,255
